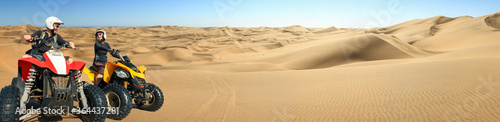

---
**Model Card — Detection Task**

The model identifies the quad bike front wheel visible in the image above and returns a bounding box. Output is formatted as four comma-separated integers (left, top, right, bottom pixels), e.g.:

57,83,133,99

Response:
0,85,21,122
103,83,132,120
137,83,164,111
78,83,107,122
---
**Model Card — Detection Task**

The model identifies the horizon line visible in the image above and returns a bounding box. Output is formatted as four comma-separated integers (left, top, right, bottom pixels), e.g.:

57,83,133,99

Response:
1,24,361,29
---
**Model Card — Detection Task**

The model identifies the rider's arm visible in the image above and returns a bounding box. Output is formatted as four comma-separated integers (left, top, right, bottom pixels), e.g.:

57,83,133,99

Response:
56,35,66,45
105,43,121,58
95,42,111,51
25,31,42,42
56,35,75,49
106,43,112,52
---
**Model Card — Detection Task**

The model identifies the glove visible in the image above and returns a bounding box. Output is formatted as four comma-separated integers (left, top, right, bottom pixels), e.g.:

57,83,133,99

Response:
111,49,120,55
64,42,72,48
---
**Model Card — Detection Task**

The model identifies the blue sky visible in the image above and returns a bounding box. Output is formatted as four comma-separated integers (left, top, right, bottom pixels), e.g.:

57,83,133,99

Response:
0,0,499,28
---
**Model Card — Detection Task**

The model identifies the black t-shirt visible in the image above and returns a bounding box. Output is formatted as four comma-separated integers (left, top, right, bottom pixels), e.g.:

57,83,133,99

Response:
94,42,111,63
30,30,67,53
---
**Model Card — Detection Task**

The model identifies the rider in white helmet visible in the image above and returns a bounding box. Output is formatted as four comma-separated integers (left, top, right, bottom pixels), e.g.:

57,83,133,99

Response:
93,29,119,86
22,16,76,60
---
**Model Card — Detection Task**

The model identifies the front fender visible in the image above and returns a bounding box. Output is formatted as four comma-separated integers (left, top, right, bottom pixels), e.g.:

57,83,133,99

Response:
18,58,45,81
103,62,120,83
138,65,147,73
103,62,146,83
117,63,145,79
69,61,86,71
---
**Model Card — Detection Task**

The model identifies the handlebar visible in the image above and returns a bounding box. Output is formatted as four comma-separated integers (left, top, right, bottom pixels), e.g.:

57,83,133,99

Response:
64,43,77,50
119,54,126,62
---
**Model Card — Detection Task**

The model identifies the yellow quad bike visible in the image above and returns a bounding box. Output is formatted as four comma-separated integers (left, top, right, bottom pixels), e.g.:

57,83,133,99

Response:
82,53,164,120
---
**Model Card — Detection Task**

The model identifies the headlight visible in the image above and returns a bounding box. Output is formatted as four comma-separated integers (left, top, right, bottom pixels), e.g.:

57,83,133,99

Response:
115,68,129,78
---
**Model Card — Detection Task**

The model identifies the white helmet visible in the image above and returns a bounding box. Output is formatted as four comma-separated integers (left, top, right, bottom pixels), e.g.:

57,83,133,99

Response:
45,16,64,30
95,29,106,40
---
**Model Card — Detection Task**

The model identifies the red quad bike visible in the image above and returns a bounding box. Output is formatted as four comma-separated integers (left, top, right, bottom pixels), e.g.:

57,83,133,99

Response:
0,39,107,122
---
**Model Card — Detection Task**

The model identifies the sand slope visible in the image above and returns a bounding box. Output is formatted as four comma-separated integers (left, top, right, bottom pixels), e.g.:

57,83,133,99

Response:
1,12,500,121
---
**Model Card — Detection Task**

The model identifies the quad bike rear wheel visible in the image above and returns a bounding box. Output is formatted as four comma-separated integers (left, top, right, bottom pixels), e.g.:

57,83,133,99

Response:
137,83,164,111
0,85,21,122
103,83,132,120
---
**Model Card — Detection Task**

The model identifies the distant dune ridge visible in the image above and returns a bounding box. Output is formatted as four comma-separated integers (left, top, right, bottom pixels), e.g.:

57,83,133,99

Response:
1,12,500,121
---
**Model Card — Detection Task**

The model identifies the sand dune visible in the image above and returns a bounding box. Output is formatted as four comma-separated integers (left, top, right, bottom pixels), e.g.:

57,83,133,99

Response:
412,15,500,51
1,12,500,121
485,12,500,29
312,26,339,34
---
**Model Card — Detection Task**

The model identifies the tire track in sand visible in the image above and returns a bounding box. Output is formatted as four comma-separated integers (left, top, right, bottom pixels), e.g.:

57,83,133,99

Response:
216,74,237,122
184,71,237,122
185,71,221,122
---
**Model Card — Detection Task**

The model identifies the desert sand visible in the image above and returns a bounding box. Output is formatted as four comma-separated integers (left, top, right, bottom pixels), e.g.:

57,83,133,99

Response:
1,12,500,121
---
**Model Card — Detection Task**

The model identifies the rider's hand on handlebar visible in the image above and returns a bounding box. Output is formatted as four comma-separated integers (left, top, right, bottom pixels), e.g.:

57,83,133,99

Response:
24,35,32,42
69,42,75,49
111,49,119,54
